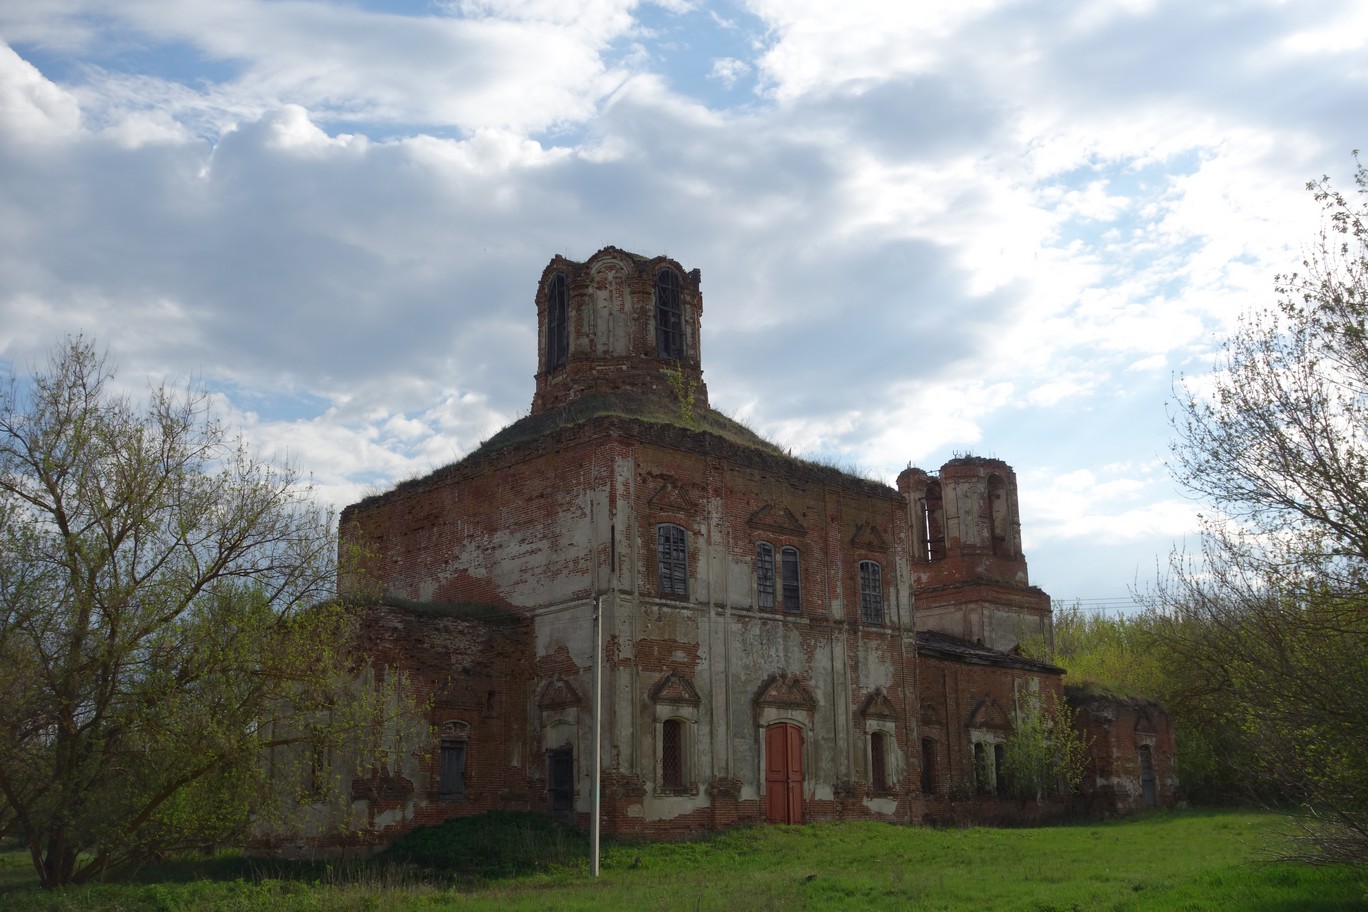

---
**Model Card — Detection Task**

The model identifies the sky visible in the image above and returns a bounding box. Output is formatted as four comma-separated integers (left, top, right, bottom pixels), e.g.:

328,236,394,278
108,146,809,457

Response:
1,0,1364,612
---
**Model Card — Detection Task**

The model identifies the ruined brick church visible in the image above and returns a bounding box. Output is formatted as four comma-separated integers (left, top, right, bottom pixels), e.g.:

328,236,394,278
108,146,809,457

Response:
301,246,1175,849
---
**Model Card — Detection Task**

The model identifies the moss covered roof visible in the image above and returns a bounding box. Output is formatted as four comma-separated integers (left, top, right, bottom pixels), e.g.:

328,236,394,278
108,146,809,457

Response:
349,391,895,512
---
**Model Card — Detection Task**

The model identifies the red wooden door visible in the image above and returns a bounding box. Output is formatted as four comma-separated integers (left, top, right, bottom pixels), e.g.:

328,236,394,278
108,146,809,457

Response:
764,723,804,824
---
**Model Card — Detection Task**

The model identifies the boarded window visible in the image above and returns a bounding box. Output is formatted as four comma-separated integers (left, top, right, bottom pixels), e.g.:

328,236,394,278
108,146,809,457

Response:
439,738,467,799
920,738,937,795
870,731,888,793
755,542,775,608
655,268,684,359
657,524,688,597
859,560,884,624
781,547,801,613
661,719,685,791
546,272,568,370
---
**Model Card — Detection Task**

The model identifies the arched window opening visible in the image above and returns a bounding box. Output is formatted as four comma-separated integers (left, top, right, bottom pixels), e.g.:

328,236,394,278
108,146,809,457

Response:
546,273,568,370
657,523,688,597
924,481,946,561
987,474,1009,558
780,547,801,613
859,560,884,624
655,268,684,360
870,731,888,793
661,719,685,792
755,542,775,609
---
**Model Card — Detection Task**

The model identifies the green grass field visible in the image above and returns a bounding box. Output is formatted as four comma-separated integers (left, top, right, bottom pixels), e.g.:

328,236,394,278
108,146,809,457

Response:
2,810,1364,911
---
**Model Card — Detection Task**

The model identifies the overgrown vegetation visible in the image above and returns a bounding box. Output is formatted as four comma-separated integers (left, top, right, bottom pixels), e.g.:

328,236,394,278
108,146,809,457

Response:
0,338,399,887
1000,690,1091,801
2,810,1362,911
1157,154,1368,862
1024,604,1247,805
661,361,700,428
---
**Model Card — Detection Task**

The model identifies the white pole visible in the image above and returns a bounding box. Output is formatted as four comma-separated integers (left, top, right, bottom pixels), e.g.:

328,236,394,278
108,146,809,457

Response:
591,595,602,877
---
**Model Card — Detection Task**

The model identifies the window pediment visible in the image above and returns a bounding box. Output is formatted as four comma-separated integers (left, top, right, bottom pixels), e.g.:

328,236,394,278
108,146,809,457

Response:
747,504,806,536
859,688,897,721
538,674,582,710
648,479,695,515
649,670,701,706
967,697,1012,731
851,522,888,551
755,673,817,711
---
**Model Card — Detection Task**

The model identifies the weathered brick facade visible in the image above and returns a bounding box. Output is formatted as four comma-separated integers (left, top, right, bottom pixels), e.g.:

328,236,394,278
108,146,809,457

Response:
290,246,1175,850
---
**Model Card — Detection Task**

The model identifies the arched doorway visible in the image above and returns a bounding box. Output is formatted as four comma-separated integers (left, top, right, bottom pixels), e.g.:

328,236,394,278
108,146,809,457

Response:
764,723,804,824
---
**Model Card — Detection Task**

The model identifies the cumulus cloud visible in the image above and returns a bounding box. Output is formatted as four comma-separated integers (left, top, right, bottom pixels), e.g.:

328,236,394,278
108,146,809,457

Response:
0,0,1361,603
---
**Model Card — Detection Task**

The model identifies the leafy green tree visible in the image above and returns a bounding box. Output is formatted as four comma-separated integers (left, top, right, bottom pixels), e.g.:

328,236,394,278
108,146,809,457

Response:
1000,689,1090,801
1161,155,1368,861
1031,604,1246,804
0,338,373,886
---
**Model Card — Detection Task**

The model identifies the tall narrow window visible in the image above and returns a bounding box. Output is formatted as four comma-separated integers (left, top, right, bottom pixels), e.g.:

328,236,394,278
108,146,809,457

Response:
859,560,884,624
780,547,801,613
870,731,888,793
924,480,945,561
974,741,991,795
655,268,684,359
439,737,467,799
988,474,1009,558
546,273,568,370
994,743,1007,798
920,738,937,795
755,542,775,609
657,524,688,597
661,719,685,791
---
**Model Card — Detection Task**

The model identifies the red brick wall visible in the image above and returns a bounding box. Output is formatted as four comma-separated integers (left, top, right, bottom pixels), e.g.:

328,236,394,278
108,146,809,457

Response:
917,651,1068,824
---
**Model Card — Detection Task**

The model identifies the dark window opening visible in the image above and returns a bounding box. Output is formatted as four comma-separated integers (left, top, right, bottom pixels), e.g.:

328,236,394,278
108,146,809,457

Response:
974,741,992,795
988,474,1009,558
924,481,945,561
994,743,1007,799
655,268,684,360
661,719,685,792
755,542,775,609
439,738,467,799
920,738,937,795
546,273,568,370
860,560,884,624
657,524,688,597
870,731,888,793
548,746,574,822
781,547,801,613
